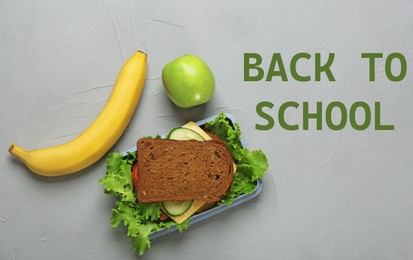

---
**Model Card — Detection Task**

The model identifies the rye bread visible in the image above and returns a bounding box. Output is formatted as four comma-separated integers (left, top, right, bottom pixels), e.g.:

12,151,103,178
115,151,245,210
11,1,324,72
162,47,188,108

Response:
136,138,234,203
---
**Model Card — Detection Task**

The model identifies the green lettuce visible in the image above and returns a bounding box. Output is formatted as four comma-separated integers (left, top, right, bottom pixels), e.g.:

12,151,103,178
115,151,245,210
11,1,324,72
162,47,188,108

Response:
99,113,268,255
99,151,190,255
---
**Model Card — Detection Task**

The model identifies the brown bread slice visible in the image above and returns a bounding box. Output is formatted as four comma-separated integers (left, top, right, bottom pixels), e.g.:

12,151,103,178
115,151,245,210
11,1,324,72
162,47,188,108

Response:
136,138,234,203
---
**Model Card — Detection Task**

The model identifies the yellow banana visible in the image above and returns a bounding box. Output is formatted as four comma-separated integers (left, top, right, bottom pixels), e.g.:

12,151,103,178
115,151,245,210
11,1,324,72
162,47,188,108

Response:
9,51,147,177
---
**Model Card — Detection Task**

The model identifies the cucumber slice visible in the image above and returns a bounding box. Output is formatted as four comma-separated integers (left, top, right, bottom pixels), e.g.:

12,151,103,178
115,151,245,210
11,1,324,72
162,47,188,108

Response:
162,200,194,216
167,127,205,141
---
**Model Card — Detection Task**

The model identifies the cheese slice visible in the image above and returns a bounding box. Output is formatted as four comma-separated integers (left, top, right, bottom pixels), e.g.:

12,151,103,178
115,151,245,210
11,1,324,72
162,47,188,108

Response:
166,121,235,224
168,200,207,224
181,121,212,140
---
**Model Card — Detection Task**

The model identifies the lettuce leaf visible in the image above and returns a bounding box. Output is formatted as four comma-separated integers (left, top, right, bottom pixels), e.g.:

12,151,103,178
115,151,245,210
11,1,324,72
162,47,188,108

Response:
100,113,268,255
100,151,184,256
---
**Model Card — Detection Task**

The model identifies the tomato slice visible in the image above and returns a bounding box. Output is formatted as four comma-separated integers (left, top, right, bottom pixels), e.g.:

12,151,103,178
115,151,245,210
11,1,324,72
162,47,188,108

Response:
159,212,170,221
132,161,139,191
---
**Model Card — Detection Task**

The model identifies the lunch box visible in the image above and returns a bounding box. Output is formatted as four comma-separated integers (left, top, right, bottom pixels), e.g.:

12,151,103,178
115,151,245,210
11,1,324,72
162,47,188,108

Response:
122,113,264,239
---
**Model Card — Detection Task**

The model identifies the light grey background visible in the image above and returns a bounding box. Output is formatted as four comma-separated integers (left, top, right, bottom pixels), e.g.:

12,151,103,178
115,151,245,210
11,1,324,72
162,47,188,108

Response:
1,1,413,259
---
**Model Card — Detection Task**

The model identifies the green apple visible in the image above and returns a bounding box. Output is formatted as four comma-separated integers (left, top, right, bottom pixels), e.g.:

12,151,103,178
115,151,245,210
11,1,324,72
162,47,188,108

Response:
162,54,215,108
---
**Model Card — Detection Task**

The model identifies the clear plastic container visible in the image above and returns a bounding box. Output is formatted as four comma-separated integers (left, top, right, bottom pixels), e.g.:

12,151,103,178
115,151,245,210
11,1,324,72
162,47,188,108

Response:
122,113,264,239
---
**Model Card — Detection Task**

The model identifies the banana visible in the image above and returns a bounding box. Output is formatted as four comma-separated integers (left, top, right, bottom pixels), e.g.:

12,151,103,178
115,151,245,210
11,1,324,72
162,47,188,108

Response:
9,51,147,177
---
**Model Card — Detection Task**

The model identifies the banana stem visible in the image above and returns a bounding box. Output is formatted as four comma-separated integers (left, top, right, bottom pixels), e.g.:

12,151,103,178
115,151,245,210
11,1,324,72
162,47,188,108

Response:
8,144,28,162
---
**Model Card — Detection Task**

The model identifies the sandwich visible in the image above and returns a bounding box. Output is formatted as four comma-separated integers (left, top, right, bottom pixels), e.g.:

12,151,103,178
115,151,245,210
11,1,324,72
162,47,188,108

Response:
134,121,236,224
100,113,268,255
